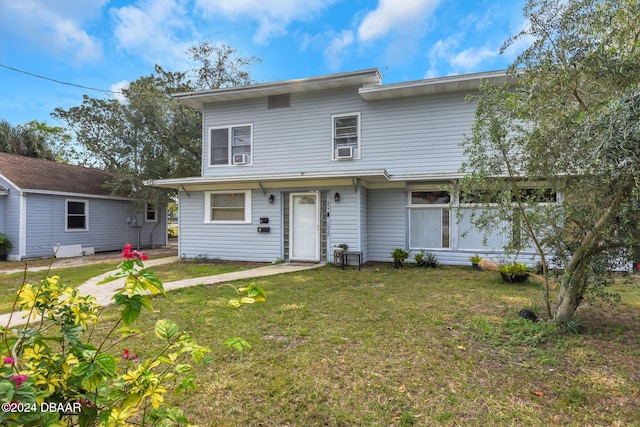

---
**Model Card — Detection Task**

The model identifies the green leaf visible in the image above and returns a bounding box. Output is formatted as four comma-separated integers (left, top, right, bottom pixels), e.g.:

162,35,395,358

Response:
0,381,14,402
140,270,165,294
155,319,180,341
174,363,192,374
225,337,251,352
78,404,98,427
95,353,116,377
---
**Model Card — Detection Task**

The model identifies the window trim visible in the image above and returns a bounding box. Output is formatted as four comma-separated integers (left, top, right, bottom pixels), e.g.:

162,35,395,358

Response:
203,190,252,224
207,124,253,167
331,112,361,160
65,199,88,232
145,203,158,223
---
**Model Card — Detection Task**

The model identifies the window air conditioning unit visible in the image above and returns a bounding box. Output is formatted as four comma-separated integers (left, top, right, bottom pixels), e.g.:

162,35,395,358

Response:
336,146,354,159
233,153,250,165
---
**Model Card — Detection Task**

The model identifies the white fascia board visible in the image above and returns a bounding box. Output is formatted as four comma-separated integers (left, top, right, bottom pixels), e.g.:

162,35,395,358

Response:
359,70,514,101
21,189,131,201
145,169,392,189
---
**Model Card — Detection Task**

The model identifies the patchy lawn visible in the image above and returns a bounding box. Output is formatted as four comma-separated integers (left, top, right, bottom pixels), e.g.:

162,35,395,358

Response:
89,264,640,426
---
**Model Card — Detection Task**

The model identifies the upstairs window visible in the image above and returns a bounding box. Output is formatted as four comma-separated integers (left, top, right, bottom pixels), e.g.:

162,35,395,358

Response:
66,200,87,231
332,112,360,160
209,125,252,166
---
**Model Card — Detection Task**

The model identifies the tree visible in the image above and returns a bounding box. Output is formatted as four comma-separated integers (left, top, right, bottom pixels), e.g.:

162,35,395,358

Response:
459,0,640,323
52,43,260,202
0,119,55,160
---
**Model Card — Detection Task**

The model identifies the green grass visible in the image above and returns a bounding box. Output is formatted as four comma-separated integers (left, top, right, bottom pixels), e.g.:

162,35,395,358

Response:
0,262,119,313
86,265,640,426
150,260,260,283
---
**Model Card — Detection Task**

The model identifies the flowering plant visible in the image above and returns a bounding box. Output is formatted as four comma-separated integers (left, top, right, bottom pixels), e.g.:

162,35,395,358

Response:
0,245,266,426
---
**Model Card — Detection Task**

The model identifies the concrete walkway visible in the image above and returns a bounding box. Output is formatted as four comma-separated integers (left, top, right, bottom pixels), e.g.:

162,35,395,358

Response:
0,257,321,328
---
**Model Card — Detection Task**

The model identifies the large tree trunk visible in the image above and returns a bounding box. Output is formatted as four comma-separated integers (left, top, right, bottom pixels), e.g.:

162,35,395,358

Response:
554,262,587,322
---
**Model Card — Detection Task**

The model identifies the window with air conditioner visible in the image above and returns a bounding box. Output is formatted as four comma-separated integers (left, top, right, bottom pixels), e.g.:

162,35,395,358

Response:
331,112,360,160
209,124,252,166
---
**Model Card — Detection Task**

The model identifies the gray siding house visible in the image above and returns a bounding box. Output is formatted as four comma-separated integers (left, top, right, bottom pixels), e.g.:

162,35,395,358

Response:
147,69,531,265
0,153,167,260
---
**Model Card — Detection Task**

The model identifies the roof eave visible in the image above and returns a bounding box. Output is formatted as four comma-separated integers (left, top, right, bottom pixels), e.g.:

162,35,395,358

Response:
359,70,515,100
173,68,382,110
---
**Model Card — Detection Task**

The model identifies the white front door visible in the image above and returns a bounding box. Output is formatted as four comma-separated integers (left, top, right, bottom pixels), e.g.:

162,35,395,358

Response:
290,192,319,261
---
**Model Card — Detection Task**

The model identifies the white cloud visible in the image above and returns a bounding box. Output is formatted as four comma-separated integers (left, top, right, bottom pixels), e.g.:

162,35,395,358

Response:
357,0,441,42
451,46,499,71
111,0,196,68
194,0,337,43
323,30,354,70
0,0,105,62
110,80,130,103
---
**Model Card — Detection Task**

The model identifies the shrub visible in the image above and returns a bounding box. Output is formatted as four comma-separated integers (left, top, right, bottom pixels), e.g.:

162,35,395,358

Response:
0,244,265,426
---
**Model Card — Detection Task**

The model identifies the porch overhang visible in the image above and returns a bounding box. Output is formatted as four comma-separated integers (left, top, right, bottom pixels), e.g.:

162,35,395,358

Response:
145,169,393,192
145,170,470,192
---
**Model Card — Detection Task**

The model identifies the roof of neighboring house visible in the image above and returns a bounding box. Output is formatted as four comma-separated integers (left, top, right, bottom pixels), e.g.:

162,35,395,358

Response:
0,152,120,198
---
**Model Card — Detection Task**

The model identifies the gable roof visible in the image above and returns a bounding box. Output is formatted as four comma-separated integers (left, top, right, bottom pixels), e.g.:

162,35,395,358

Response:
0,152,120,198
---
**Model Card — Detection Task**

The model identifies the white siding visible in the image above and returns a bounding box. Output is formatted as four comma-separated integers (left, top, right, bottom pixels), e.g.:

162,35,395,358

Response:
367,188,407,261
23,194,164,259
178,190,282,262
200,87,476,178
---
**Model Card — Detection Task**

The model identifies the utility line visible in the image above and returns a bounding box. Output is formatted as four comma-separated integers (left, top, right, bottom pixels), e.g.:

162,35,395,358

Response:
0,63,119,95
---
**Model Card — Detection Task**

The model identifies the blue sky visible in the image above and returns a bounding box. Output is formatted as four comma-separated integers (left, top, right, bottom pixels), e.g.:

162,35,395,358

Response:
0,0,528,127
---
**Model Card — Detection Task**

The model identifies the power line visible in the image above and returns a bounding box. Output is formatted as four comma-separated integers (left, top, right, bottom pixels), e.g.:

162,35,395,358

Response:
0,63,120,95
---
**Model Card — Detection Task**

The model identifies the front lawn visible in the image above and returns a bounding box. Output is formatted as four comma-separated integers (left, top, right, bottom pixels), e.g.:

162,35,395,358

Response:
91,264,640,426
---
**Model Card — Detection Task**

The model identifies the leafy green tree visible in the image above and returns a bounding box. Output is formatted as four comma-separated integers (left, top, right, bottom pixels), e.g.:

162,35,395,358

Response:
52,43,260,203
459,0,640,322
16,120,76,163
0,119,55,160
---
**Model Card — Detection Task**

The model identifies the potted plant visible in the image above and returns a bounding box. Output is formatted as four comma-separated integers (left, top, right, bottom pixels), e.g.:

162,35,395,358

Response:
413,251,426,268
424,251,438,268
470,254,482,271
0,233,12,261
333,243,348,266
391,248,409,269
499,261,529,283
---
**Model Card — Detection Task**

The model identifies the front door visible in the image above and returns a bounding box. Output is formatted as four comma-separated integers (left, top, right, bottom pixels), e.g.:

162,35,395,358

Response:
290,192,319,261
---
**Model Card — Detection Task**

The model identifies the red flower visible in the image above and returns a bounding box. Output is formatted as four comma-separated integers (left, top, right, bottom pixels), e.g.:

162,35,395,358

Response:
3,357,15,364
121,349,138,360
10,374,28,389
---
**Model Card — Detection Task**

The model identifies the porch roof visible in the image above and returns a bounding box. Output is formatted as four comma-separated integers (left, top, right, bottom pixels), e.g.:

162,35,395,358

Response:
145,170,466,191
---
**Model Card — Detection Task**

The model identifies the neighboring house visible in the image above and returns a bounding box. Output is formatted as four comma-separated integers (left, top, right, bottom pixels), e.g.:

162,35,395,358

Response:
147,68,544,265
0,153,167,260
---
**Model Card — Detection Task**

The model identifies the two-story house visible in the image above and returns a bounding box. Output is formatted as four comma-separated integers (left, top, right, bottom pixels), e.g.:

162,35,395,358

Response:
147,68,526,265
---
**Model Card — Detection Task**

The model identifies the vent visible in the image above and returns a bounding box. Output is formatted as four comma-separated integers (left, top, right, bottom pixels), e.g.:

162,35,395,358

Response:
268,94,290,109
336,146,354,159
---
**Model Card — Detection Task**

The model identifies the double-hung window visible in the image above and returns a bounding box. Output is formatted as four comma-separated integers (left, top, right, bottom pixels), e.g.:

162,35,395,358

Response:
204,191,251,223
331,113,360,159
209,125,252,166
409,191,450,249
66,200,88,231
145,203,158,222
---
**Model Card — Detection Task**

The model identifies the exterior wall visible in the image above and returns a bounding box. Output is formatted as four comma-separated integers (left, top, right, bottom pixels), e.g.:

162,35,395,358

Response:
201,86,475,178
23,194,164,259
0,177,21,260
178,189,282,262
367,188,407,262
